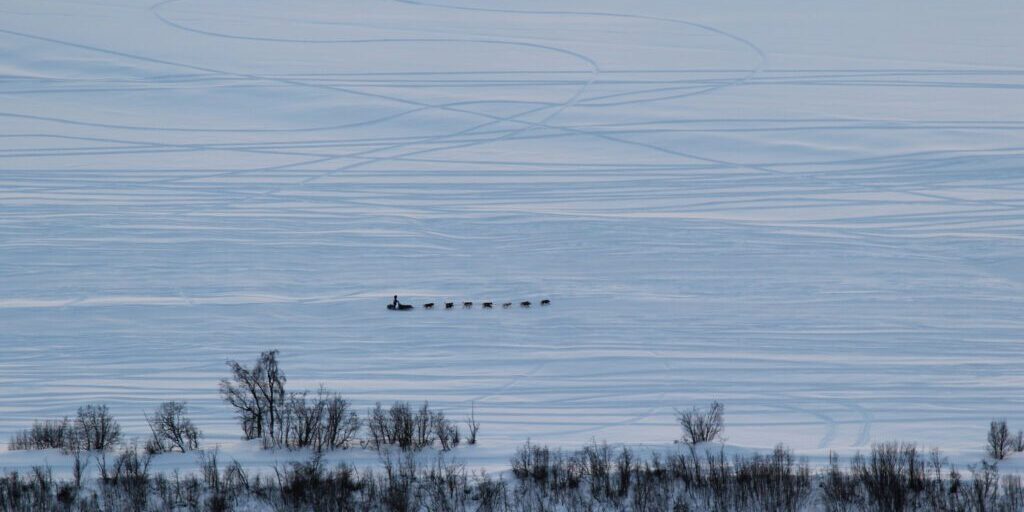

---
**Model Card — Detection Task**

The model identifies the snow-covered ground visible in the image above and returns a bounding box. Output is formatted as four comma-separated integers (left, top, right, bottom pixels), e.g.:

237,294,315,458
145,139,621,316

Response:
2,0,1024,473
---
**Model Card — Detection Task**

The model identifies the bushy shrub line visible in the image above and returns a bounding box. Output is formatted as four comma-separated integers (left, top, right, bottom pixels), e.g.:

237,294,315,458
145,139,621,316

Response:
8,405,121,453
11,351,476,456
7,349,1023,511
219,350,474,453
365,401,461,452
823,442,1024,512
511,441,813,511
1,443,1023,511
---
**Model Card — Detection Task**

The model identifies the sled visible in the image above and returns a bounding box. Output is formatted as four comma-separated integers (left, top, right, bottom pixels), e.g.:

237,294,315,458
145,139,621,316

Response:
387,304,414,310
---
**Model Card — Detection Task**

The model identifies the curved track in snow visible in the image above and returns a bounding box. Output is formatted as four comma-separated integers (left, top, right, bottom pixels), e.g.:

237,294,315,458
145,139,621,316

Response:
1,0,1024,469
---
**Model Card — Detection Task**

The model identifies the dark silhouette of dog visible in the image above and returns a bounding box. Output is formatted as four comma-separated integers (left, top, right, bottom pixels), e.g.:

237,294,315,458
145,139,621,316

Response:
483,302,493,308
540,299,550,306
445,302,454,309
520,301,531,307
463,302,473,308
502,302,512,309
424,303,434,309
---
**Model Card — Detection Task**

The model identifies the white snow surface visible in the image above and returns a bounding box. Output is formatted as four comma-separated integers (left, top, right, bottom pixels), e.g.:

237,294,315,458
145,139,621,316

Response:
2,0,1024,473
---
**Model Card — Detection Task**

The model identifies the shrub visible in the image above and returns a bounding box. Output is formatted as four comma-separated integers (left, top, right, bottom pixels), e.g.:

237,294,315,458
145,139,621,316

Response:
510,441,585,492
145,401,201,454
850,442,926,511
318,390,361,451
367,401,410,450
366,401,458,452
676,401,724,445
8,418,75,452
269,455,366,511
432,410,460,452
615,446,634,498
582,441,614,500
820,451,862,511
220,350,286,444
1003,475,1024,510
511,441,553,485
94,444,153,512
466,403,481,445
378,450,422,512
282,386,360,452
970,461,1002,509
473,472,510,512
731,444,812,511
988,419,1011,460
0,467,62,511
421,455,469,512
75,404,122,452
9,405,122,453
194,449,249,511
631,467,674,512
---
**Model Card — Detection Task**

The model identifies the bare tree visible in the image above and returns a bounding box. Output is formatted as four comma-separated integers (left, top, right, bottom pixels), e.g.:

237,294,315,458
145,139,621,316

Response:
320,388,360,450
432,410,459,451
988,420,1011,460
466,403,480,445
414,402,432,450
220,359,264,440
71,449,89,489
284,391,316,450
281,386,361,452
676,401,724,445
220,350,287,445
76,404,122,451
367,402,392,450
145,401,201,453
366,401,462,452
8,418,74,451
256,351,287,445
390,401,416,449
